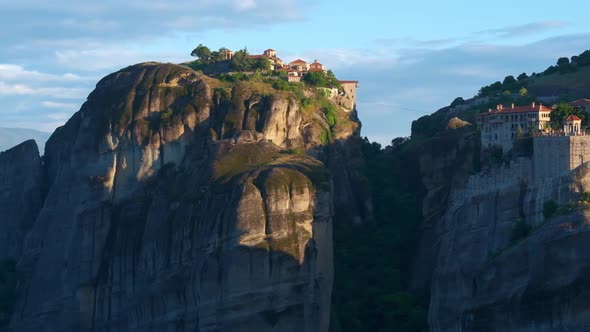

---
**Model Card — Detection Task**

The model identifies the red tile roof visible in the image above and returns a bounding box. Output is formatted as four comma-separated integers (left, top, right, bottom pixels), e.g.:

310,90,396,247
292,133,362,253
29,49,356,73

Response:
265,48,275,52
289,59,307,64
339,80,359,84
478,103,553,116
566,115,582,121
570,99,590,106
277,67,296,72
308,68,324,72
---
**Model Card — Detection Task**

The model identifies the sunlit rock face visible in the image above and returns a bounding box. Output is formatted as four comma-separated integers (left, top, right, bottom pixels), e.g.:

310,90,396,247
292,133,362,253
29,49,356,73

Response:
4,62,372,332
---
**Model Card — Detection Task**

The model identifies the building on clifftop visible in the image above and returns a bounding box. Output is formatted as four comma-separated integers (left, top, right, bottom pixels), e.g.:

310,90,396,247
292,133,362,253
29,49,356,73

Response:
477,102,553,152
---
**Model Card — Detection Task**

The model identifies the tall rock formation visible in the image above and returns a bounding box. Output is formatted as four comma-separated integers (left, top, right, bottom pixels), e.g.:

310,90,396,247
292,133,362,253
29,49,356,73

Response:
0,140,43,260
412,124,590,331
3,63,366,332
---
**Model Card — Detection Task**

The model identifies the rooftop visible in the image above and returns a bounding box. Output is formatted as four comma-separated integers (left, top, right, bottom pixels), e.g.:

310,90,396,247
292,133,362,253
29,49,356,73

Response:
566,114,583,121
479,103,553,116
570,99,590,106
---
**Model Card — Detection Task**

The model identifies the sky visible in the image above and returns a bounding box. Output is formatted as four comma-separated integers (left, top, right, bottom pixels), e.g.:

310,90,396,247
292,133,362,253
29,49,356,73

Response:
1,0,590,146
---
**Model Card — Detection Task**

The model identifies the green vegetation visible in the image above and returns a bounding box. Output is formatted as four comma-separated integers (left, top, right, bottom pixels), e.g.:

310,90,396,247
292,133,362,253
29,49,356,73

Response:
511,219,532,243
323,103,338,127
474,48,590,100
450,97,465,107
543,200,559,219
331,138,428,332
302,70,341,88
549,102,587,128
477,75,528,98
0,259,16,328
229,49,253,71
190,44,230,64
580,192,590,203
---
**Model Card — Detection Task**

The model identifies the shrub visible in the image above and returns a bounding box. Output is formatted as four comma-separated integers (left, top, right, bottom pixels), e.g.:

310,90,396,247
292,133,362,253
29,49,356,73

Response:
271,79,290,91
543,200,559,219
323,104,338,127
160,108,174,123
580,192,590,203
511,219,532,243
319,129,331,145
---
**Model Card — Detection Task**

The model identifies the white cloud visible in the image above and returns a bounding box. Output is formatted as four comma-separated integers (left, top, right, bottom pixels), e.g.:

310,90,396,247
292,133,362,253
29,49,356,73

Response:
479,21,568,38
54,47,186,71
235,0,257,11
0,82,88,99
41,101,79,111
0,82,35,95
46,112,71,120
444,65,500,79
0,64,92,82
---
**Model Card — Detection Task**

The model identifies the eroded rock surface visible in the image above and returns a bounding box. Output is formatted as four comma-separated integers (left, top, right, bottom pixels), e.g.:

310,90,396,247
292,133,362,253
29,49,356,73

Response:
4,63,362,332
0,140,43,260
412,127,590,331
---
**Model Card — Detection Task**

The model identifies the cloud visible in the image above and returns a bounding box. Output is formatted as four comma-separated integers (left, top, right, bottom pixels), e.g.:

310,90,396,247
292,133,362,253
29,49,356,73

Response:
479,21,568,38
314,33,590,141
0,64,90,82
41,101,80,111
0,1,311,54
374,37,458,48
46,112,71,120
0,82,34,95
443,65,500,80
0,82,88,99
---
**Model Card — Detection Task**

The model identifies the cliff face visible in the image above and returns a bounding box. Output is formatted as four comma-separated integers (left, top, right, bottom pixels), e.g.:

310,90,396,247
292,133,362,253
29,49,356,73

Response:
0,140,43,261
413,127,590,331
4,63,364,332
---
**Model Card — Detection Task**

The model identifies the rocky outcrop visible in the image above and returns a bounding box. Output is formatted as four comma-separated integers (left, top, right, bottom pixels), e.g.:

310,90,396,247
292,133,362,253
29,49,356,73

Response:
5,63,362,332
414,127,590,331
0,140,43,260
409,128,478,291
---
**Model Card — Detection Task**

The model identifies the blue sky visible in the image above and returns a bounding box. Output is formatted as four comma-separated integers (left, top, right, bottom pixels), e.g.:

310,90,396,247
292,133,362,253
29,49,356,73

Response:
1,0,589,146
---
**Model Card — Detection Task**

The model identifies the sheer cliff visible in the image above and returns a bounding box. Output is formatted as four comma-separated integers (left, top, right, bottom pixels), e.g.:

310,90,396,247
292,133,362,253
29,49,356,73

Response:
410,111,590,331
1,63,369,332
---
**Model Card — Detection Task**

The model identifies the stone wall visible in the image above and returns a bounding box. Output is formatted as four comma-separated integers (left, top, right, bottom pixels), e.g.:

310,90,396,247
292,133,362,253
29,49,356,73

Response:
450,157,533,208
534,136,590,180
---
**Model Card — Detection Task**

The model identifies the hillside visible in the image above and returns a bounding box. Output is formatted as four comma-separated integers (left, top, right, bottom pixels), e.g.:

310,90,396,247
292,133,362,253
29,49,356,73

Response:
526,65,590,99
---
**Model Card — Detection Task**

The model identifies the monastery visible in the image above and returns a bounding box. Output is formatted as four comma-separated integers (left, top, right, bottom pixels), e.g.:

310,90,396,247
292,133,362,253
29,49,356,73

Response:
475,99,590,182
223,48,358,87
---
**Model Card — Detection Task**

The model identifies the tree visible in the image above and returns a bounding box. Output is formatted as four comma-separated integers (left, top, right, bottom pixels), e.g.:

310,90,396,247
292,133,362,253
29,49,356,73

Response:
557,57,570,67
190,44,211,63
550,102,587,129
212,47,230,62
325,70,341,88
230,49,253,71
517,72,528,81
450,97,465,107
252,57,271,71
302,71,327,87
503,75,517,86
519,87,528,96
